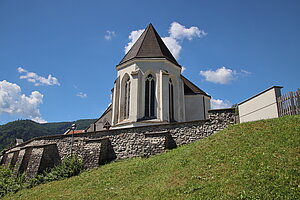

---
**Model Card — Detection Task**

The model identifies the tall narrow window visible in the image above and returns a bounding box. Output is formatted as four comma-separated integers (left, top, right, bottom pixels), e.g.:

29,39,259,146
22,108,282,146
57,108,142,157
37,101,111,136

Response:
124,78,130,119
144,74,155,118
169,79,174,122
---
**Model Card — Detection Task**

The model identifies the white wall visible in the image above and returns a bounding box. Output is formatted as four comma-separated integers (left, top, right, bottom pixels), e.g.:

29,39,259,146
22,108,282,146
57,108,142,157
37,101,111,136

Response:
185,95,210,121
238,86,282,123
114,59,185,125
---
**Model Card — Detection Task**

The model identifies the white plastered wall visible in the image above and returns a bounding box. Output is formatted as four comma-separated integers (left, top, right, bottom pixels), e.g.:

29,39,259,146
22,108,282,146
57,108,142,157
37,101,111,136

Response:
111,77,120,125
185,94,211,121
113,59,185,126
238,87,282,123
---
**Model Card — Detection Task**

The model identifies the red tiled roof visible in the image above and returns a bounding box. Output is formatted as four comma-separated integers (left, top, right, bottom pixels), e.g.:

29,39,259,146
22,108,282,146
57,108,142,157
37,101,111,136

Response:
64,130,85,135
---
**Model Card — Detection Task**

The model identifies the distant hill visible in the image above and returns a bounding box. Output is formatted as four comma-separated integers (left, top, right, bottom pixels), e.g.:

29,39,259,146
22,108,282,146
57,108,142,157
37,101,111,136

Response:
0,119,96,151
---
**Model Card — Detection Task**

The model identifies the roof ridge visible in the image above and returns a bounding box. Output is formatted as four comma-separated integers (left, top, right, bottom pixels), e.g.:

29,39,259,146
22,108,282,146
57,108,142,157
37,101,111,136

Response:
135,24,150,59
149,24,180,66
120,26,147,65
152,25,166,58
117,24,180,67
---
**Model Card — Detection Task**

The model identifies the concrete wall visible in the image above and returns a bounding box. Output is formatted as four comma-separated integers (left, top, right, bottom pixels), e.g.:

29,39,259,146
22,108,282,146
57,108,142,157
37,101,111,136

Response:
238,86,282,123
185,95,211,121
1,109,236,179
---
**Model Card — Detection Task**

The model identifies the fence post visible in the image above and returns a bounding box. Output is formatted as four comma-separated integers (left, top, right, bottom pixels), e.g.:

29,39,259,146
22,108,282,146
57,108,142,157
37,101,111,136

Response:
296,89,300,115
290,92,295,115
277,96,282,117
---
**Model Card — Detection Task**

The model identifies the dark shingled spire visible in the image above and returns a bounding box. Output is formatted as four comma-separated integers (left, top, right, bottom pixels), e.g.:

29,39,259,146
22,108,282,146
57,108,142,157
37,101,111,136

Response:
118,24,180,67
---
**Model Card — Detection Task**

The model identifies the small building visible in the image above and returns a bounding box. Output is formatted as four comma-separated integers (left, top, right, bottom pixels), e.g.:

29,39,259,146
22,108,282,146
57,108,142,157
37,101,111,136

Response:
238,86,282,123
15,138,24,146
87,24,211,132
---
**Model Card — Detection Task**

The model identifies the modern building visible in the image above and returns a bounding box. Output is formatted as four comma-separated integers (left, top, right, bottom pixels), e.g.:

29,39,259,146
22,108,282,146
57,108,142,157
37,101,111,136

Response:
238,86,283,123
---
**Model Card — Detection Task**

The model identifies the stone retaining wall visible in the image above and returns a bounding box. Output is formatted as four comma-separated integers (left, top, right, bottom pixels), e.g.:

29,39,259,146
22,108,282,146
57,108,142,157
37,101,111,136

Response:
1,109,237,179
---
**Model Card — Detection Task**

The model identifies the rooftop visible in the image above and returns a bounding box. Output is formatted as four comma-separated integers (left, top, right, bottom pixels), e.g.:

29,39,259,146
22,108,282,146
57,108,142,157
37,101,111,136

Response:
118,24,180,67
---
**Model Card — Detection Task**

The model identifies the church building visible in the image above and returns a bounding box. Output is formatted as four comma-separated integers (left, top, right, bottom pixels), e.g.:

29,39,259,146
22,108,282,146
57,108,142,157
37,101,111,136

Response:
87,24,211,131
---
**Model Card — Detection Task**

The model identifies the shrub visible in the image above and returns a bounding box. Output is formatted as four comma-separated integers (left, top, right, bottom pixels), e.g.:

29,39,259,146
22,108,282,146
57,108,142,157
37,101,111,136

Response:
0,166,26,197
30,154,84,187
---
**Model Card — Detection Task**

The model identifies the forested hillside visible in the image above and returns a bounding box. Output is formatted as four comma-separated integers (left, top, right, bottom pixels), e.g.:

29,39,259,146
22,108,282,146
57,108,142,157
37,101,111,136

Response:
0,119,95,151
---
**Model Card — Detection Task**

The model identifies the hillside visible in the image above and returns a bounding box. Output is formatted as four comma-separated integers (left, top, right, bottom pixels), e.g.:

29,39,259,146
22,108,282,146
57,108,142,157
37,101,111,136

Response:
0,119,96,151
4,115,300,200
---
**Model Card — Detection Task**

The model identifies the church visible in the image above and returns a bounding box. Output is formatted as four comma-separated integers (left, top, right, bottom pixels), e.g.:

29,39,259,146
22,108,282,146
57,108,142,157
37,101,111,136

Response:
86,24,211,132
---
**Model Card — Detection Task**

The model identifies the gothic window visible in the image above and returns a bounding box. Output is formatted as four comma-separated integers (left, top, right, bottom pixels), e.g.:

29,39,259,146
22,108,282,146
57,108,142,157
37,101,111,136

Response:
144,74,155,118
124,77,130,119
169,78,174,122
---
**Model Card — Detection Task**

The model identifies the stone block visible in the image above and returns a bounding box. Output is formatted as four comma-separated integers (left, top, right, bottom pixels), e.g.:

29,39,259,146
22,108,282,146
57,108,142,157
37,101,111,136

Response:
0,153,8,166
82,138,116,169
10,150,20,168
4,153,13,168
25,144,60,180
13,149,26,174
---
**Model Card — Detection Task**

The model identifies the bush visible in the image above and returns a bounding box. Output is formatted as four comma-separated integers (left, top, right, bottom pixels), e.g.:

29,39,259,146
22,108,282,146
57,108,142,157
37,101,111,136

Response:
0,166,26,197
0,155,84,197
30,155,84,187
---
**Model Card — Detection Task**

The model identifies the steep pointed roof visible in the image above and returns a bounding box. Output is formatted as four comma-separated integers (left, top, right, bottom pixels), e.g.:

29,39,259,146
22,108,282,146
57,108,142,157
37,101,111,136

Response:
118,24,180,67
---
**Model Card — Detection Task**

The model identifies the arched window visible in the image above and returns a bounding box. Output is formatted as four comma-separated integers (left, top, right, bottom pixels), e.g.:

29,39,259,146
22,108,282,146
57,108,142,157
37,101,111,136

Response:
124,77,130,119
169,78,174,122
145,74,155,118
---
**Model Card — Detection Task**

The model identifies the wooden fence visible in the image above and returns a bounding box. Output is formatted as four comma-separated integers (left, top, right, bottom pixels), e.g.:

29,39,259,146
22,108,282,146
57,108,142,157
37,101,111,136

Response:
277,89,300,117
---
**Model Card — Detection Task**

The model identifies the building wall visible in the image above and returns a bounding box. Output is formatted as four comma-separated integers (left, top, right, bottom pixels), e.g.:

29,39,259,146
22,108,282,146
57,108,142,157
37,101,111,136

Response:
1,109,236,179
185,95,211,121
112,59,185,127
86,108,112,132
238,86,282,123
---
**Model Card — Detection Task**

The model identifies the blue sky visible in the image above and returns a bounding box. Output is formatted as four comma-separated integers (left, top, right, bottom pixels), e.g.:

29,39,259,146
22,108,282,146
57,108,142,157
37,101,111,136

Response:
0,0,299,124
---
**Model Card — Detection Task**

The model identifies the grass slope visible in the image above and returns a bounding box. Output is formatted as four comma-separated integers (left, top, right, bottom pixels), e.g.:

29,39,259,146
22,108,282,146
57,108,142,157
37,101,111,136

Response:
5,115,300,200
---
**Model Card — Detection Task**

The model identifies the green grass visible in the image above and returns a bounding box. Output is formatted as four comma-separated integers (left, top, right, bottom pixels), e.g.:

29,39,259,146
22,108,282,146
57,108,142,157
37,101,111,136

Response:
4,115,300,200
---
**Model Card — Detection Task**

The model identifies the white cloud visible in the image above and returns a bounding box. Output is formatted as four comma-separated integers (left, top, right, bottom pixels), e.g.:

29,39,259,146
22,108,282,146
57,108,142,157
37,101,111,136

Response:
77,92,87,99
169,22,207,40
0,80,46,123
162,36,182,59
17,67,26,73
124,29,145,54
211,98,232,109
31,117,47,123
181,66,186,73
104,30,116,40
200,67,236,84
240,69,252,76
124,22,207,59
18,67,60,86
200,67,252,84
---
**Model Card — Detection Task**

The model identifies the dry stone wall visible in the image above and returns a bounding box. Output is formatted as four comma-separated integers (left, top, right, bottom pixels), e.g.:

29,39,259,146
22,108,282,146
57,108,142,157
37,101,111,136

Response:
1,108,236,179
